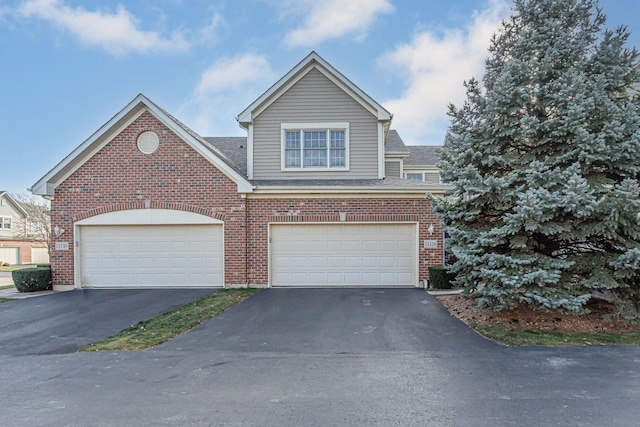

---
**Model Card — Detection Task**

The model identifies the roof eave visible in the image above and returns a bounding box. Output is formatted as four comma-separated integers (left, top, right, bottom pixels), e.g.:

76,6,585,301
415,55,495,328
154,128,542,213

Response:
237,51,392,126
0,192,29,216
31,94,254,197
251,184,452,195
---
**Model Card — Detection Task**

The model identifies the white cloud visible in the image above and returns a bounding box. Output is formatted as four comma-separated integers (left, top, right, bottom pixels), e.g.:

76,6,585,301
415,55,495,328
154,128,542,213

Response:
17,0,189,55
195,54,273,96
180,54,277,136
282,0,394,47
198,12,224,44
378,0,510,145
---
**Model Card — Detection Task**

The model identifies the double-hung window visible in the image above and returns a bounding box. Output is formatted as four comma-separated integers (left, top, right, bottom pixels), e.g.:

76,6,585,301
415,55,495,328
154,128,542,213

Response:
0,217,11,230
282,123,349,170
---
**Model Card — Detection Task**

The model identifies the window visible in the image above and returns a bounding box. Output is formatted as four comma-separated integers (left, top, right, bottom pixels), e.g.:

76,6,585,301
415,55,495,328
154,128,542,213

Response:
0,217,11,230
405,173,423,181
282,123,349,170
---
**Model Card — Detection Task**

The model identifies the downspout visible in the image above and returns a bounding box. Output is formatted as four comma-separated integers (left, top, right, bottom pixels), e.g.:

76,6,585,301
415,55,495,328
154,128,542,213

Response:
245,194,249,287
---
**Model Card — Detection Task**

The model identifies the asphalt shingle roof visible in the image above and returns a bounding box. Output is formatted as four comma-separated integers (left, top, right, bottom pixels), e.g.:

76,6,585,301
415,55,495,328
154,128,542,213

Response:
385,130,409,154
203,137,248,176
202,131,445,188
404,146,441,167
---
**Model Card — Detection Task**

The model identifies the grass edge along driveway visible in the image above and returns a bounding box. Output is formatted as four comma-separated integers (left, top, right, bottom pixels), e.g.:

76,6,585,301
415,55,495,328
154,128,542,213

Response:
81,288,258,351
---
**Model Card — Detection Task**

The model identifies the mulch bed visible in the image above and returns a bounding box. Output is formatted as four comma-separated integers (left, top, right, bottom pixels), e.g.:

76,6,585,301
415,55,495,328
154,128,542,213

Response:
436,294,640,334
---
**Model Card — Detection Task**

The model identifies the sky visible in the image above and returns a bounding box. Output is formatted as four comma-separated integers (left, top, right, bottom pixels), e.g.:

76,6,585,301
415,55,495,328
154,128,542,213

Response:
1,0,639,195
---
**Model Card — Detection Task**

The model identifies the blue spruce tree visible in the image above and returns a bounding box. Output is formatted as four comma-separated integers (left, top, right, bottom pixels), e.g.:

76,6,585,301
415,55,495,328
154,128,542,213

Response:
432,0,640,314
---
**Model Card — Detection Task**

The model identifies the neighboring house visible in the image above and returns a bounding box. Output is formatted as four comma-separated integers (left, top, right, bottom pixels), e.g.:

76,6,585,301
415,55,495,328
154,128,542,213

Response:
383,132,442,183
0,191,50,265
30,51,450,291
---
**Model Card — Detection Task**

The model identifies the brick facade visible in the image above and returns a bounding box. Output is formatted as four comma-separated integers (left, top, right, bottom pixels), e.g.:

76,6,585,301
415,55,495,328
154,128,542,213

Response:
50,112,246,286
49,111,444,288
245,198,443,285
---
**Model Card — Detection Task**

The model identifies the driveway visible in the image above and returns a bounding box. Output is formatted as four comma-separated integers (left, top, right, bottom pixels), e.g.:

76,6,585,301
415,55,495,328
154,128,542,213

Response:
0,289,214,355
1,288,640,426
161,288,495,354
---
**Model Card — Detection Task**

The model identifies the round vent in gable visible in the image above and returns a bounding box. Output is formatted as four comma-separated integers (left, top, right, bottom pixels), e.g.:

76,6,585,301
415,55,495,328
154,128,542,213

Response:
137,131,160,154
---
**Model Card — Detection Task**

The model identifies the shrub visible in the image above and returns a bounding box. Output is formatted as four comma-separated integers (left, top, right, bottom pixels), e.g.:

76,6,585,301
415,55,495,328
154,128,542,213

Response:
428,266,455,289
12,267,52,292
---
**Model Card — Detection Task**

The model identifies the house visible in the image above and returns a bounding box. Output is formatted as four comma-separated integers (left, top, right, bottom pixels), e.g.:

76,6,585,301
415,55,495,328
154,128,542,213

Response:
0,191,50,265
383,132,442,183
30,52,449,291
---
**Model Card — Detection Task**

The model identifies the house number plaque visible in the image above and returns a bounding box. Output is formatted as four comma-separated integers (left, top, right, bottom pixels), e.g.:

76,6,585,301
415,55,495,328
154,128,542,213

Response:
55,242,70,251
423,240,438,249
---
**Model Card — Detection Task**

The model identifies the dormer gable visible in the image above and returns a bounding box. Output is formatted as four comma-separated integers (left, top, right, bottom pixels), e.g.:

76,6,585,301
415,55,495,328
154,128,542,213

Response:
237,52,393,180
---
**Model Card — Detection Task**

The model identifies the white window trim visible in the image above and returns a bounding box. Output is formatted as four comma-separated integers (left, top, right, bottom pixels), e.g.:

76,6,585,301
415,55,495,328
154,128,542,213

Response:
0,216,11,230
281,122,350,171
405,172,424,181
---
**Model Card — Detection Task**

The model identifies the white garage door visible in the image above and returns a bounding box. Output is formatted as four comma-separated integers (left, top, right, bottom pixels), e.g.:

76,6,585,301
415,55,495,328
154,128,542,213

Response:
31,247,50,264
271,223,417,287
79,224,223,288
0,247,19,265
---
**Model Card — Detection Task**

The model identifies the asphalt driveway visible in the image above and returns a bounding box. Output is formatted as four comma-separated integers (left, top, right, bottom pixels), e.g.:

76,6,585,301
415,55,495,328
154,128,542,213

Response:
161,288,496,354
0,288,214,355
1,288,640,426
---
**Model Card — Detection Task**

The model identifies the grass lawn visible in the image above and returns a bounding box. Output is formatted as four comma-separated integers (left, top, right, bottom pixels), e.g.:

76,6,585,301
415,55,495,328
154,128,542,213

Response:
0,298,12,303
81,288,258,351
472,323,640,346
0,285,15,290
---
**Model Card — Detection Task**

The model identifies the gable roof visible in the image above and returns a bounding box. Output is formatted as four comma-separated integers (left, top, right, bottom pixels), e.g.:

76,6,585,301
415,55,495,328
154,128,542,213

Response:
385,130,410,155
30,94,254,197
236,51,393,128
203,137,248,177
404,146,441,167
0,191,29,217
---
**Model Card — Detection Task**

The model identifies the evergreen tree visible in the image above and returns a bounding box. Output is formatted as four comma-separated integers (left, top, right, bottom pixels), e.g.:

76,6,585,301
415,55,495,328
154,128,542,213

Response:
432,0,640,314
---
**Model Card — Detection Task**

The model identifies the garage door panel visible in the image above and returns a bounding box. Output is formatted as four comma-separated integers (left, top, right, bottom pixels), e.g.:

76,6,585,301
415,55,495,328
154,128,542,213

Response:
397,272,414,282
344,256,360,267
306,256,324,267
290,272,307,283
308,241,326,251
271,224,416,287
361,256,378,267
31,247,50,264
0,248,20,265
80,224,223,288
327,256,344,267
327,271,343,282
344,240,362,251
379,256,397,267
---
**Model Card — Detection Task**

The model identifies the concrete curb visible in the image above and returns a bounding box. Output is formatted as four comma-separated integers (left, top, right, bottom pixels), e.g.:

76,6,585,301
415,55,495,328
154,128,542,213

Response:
0,286,54,299
426,288,464,296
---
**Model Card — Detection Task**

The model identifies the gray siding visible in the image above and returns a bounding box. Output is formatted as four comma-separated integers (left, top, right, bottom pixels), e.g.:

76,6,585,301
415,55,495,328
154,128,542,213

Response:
424,172,440,184
253,69,379,180
385,161,401,178
0,198,22,240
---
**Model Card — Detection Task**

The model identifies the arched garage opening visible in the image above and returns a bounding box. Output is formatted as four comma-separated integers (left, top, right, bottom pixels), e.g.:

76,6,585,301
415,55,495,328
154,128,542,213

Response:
74,209,224,289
